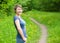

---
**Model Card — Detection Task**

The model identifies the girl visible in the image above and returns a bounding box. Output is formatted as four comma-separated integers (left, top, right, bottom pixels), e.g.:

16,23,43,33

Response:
14,4,27,43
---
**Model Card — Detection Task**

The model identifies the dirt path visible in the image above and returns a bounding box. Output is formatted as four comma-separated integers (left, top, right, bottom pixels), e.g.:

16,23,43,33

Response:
29,17,48,43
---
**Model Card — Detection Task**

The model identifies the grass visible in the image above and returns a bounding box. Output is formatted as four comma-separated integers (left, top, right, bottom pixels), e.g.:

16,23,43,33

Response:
0,14,40,43
25,10,60,43
0,10,60,43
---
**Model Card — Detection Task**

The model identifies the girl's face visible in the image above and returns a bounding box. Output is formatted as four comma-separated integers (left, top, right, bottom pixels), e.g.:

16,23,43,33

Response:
16,7,23,15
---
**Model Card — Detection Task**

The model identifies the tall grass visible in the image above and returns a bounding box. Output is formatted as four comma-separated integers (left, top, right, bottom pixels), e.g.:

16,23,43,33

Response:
25,10,60,43
0,14,40,43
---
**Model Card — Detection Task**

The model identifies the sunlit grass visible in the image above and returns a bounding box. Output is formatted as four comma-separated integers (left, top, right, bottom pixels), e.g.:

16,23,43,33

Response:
25,10,60,43
0,14,40,43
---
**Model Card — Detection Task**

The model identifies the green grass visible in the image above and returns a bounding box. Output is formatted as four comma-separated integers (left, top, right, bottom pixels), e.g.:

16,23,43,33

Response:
0,14,40,43
1,10,60,43
25,10,60,43
22,14,41,43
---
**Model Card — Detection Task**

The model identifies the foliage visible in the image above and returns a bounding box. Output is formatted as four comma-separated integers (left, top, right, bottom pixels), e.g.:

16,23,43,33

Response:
32,0,60,11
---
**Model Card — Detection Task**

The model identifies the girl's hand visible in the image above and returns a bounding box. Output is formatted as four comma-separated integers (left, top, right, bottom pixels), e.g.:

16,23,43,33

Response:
22,37,27,42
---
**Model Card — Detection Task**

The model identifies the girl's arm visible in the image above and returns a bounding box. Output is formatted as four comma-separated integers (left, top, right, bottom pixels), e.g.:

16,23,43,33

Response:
15,19,26,41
